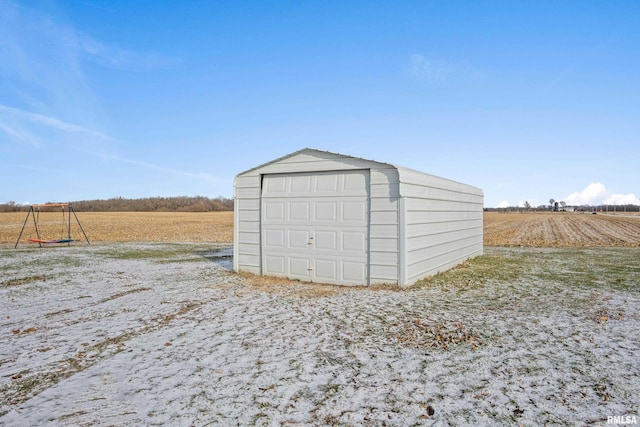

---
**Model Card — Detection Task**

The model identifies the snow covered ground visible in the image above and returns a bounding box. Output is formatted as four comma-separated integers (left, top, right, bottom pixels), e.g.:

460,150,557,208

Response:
1,243,638,426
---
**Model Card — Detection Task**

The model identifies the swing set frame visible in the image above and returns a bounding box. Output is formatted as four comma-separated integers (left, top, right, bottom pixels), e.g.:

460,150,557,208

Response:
14,202,90,248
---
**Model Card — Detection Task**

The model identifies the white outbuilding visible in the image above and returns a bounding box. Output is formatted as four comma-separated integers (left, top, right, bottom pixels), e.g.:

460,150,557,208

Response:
233,148,483,287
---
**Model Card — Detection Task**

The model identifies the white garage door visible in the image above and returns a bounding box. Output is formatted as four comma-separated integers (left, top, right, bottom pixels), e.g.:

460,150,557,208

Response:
261,170,370,285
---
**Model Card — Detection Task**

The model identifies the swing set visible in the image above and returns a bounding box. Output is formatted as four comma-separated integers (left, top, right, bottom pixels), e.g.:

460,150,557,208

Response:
14,202,90,248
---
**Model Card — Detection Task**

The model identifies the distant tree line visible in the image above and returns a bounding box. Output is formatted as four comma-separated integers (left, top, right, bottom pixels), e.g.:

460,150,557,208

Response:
0,196,234,212
485,203,640,213
484,197,640,213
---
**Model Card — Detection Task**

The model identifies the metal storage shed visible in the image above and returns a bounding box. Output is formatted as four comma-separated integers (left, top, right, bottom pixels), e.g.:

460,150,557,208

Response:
233,148,483,287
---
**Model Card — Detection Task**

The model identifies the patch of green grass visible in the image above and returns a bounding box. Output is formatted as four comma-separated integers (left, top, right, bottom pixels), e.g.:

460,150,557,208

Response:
1,275,47,288
156,257,209,264
527,247,640,292
21,256,83,270
0,249,22,261
415,247,639,293
410,247,639,317
99,247,194,262
96,244,213,262
97,248,184,260
414,249,528,290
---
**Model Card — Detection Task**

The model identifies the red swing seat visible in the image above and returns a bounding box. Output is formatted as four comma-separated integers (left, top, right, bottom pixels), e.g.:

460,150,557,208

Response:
28,238,74,244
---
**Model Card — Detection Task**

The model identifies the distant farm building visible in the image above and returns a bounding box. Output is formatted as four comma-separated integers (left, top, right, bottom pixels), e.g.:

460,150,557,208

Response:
233,148,483,287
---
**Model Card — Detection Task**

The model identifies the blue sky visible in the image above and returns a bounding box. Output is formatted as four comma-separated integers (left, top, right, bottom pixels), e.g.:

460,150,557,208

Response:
1,0,639,208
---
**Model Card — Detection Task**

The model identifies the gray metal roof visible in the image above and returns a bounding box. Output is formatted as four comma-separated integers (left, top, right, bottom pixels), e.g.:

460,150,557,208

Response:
236,147,483,195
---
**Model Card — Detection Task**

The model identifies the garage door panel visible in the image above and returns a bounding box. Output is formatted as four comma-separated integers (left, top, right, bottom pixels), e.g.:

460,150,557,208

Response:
288,230,311,249
289,202,310,221
342,261,366,283
316,174,339,192
289,257,311,278
315,202,337,221
264,202,285,221
262,170,369,198
343,171,367,192
265,255,285,275
264,176,287,194
315,259,337,280
291,175,312,193
315,230,337,250
264,229,285,248
262,170,369,286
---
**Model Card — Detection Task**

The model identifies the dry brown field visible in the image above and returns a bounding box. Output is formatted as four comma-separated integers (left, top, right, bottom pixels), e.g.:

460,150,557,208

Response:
1,210,639,246
0,211,233,245
484,211,640,246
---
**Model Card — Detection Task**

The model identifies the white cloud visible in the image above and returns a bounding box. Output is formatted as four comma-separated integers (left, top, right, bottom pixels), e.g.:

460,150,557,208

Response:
604,193,640,205
409,54,482,83
91,151,226,187
565,183,639,206
0,104,117,142
410,54,449,82
0,119,39,146
496,200,510,208
565,183,607,206
74,34,169,71
0,1,171,139
0,1,104,129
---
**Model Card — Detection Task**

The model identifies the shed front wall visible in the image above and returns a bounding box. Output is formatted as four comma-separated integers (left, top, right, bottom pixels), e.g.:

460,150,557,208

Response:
234,150,401,285
398,168,484,285
261,170,370,285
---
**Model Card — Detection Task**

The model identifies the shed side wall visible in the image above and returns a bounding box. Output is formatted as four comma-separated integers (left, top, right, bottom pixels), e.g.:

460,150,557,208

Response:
399,168,483,285
233,175,261,273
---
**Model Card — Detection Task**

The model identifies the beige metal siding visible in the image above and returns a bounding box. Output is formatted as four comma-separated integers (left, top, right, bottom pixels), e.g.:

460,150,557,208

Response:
368,169,400,284
234,148,483,287
234,149,401,285
233,175,261,274
399,169,483,285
